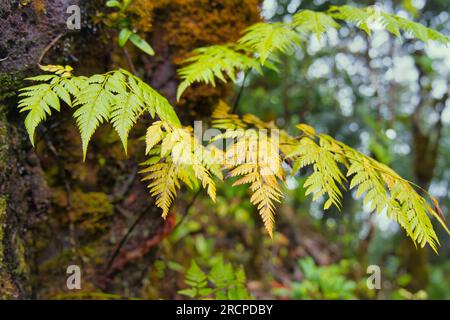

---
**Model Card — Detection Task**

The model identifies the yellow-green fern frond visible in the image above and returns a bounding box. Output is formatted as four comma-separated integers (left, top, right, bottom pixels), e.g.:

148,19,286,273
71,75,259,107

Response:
141,161,180,219
211,100,247,130
73,73,117,159
39,64,74,77
18,67,181,159
141,121,221,217
292,10,340,40
291,124,449,252
177,45,262,100
329,5,450,44
222,129,284,237
176,6,448,98
287,135,347,210
239,22,302,64
345,151,442,251
18,74,65,145
327,5,372,34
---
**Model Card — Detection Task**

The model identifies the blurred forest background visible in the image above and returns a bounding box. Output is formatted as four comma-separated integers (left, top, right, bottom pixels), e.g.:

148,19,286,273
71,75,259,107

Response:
0,0,449,299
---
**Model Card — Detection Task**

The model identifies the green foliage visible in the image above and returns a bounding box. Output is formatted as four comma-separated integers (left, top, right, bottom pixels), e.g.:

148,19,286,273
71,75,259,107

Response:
18,67,180,159
18,26,450,249
178,257,252,300
105,0,155,55
18,67,449,249
208,104,448,250
210,102,284,237
140,121,222,218
288,130,347,210
292,9,340,39
427,262,450,299
328,5,450,43
288,125,447,252
238,22,302,65
176,5,449,99
274,258,356,299
176,45,262,100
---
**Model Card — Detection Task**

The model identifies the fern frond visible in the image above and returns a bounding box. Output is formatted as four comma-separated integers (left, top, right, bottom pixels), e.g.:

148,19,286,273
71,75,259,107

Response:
239,22,302,64
39,64,74,77
327,5,372,34
141,161,180,218
329,5,450,44
221,128,284,237
290,124,447,252
211,100,247,130
287,135,347,210
176,45,262,100
18,75,62,145
110,90,142,153
120,69,181,127
345,149,440,251
176,6,448,98
292,9,340,40
18,67,181,158
73,73,116,159
392,14,450,44
141,121,220,217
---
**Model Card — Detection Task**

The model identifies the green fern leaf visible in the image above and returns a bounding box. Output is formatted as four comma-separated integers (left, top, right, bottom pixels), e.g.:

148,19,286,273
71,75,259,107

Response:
292,9,340,39
73,74,115,159
177,45,262,100
329,5,450,44
18,75,61,145
238,22,302,64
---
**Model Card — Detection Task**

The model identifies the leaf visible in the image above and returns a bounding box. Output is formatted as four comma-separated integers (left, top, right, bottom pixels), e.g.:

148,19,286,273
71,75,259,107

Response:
212,107,284,237
145,121,164,154
118,28,133,47
129,33,155,56
177,45,261,100
329,5,450,44
110,91,142,152
184,260,207,288
296,123,316,136
73,75,114,159
105,0,122,8
292,10,340,40
286,124,445,251
18,77,61,145
238,22,302,64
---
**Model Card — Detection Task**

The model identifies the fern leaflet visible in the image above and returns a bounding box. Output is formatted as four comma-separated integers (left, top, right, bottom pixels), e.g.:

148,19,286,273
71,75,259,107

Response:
176,45,262,100
17,66,181,159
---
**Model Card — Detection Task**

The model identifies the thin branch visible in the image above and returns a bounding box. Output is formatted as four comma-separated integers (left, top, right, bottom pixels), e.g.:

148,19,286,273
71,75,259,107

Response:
38,33,63,66
104,206,150,273
172,189,201,233
232,72,249,113
121,47,137,74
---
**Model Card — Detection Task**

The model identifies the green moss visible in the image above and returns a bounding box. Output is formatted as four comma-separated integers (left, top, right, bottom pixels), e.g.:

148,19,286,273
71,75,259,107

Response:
40,243,105,273
52,190,114,235
0,196,16,299
0,105,8,169
13,236,29,277
0,197,6,265
0,72,23,100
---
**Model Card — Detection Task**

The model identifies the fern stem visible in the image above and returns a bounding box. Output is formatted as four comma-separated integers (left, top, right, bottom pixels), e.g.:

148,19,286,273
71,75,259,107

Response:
232,71,248,114
172,189,202,233
104,206,150,274
38,33,63,65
